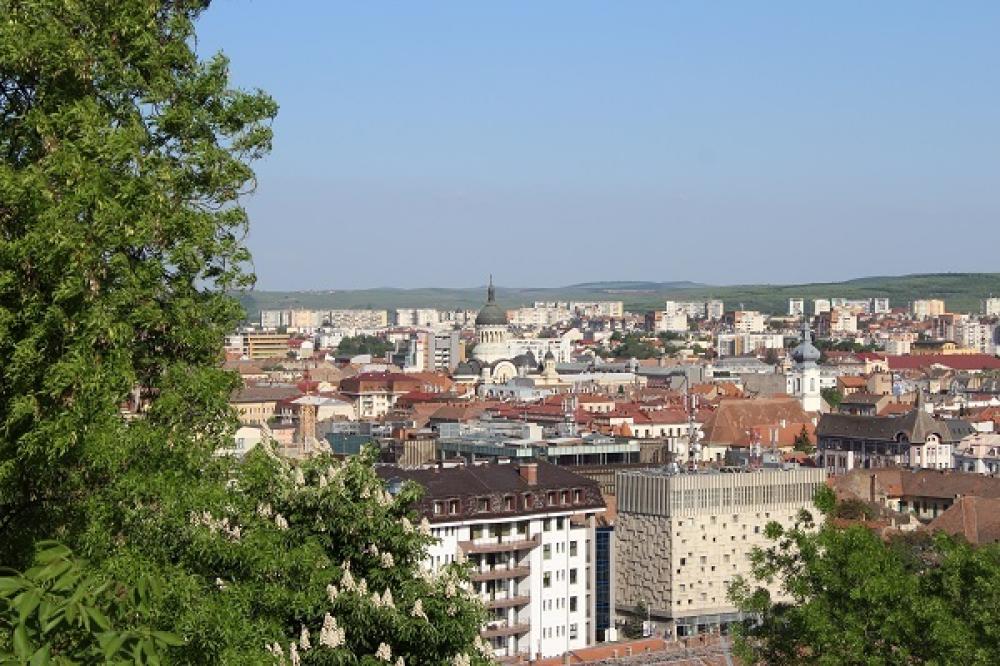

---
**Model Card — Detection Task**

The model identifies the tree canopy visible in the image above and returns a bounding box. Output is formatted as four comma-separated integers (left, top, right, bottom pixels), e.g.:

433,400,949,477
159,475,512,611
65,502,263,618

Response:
728,489,1000,665
336,335,394,358
0,2,487,663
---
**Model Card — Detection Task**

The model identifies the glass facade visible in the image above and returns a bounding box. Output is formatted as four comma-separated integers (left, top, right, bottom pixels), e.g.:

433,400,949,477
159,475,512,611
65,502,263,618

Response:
595,525,612,640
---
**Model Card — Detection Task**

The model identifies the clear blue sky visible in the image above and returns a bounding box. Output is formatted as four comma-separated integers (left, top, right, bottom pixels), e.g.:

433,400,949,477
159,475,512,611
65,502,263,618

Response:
197,1,1000,290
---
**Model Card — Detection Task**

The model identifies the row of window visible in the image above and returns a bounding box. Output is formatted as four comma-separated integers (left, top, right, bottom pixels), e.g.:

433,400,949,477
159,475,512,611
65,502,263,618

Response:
542,569,579,587
542,624,578,640
542,541,579,559
541,596,579,612
431,489,587,516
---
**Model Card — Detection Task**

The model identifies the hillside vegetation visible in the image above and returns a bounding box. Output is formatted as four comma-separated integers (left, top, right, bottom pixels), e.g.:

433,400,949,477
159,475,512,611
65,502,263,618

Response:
238,273,1000,319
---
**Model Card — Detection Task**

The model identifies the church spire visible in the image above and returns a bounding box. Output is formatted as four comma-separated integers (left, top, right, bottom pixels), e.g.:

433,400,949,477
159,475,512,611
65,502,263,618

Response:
487,274,495,303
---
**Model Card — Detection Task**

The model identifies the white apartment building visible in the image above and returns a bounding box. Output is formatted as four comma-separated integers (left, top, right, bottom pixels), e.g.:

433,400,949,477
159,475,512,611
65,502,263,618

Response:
380,462,606,661
984,298,1000,317
395,308,440,327
572,302,625,319
649,311,689,334
912,299,946,320
728,311,766,334
325,309,389,328
813,299,831,315
615,468,826,638
714,333,784,357
871,298,891,314
665,301,707,319
954,433,1000,474
706,301,725,320
954,321,998,355
788,298,805,317
509,306,574,328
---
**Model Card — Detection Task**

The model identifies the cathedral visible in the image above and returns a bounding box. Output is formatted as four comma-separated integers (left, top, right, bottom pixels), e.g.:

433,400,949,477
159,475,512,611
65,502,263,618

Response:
454,277,576,385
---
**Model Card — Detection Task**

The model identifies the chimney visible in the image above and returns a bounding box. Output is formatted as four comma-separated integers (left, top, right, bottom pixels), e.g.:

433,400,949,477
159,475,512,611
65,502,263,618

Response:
518,462,538,486
869,473,877,503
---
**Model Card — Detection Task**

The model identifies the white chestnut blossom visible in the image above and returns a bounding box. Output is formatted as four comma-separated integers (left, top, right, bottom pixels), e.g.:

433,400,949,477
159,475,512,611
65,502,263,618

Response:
299,626,311,651
375,642,392,662
445,581,457,598
382,588,395,609
293,468,305,487
257,503,273,519
395,658,405,666
274,514,289,530
400,516,413,533
289,642,300,666
319,613,345,648
380,552,394,568
418,517,432,536
453,653,471,666
411,598,427,620
326,584,339,602
340,568,355,592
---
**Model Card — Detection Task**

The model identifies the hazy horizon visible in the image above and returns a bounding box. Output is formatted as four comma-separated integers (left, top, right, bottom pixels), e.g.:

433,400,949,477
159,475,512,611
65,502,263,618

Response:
199,2,1000,291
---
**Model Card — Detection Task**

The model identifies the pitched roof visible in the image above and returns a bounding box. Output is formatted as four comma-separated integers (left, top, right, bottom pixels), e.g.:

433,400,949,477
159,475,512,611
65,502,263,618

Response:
929,496,1000,544
700,397,813,445
885,354,1000,372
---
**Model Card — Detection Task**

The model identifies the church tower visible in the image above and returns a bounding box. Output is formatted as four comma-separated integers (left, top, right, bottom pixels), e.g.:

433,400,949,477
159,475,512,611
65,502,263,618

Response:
790,317,823,412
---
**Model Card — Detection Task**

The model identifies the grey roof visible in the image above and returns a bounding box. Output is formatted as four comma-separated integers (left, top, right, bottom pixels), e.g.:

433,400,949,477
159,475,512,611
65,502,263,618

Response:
817,407,965,444
475,277,508,326
791,321,821,365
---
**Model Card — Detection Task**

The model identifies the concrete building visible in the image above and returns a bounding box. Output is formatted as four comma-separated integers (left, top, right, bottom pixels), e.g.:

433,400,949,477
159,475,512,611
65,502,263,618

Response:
242,332,290,360
871,298,891,314
912,299,946,320
378,461,606,660
953,433,1000,474
725,311,766,334
983,298,1000,317
954,321,999,356
647,311,688,334
705,301,725,320
395,308,440,327
813,299,831,316
615,468,826,638
326,309,389,328
788,298,805,317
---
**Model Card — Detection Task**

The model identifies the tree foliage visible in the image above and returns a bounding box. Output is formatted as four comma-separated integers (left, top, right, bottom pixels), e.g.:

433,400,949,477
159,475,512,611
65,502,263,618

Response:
728,496,1000,665
336,335,393,358
792,426,813,453
820,387,844,409
0,2,488,663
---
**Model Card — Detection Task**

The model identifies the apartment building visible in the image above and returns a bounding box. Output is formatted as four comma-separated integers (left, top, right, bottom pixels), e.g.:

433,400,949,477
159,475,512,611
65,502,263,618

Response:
242,332,290,360
338,372,425,418
616,468,826,638
912,299,946,320
646,310,688,334
788,298,805,317
815,309,858,337
984,298,1000,318
664,301,707,319
724,311,766,334
395,308,440,327
954,321,999,356
379,462,607,660
326,309,389,328
509,306,573,328
573,302,625,319
705,301,725,320
813,299,831,315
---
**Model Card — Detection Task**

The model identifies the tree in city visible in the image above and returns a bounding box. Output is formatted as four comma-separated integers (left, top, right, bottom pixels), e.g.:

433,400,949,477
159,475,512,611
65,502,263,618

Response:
792,425,813,453
820,387,844,409
728,488,1000,665
621,600,649,639
336,335,394,357
0,1,488,662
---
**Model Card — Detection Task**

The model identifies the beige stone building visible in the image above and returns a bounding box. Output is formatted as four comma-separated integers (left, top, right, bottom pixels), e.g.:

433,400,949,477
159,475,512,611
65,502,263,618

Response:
615,467,825,638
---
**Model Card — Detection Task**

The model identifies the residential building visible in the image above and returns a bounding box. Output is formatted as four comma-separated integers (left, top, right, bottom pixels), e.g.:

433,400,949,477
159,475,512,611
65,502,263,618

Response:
870,298,891,314
230,384,301,425
338,372,427,419
788,298,805,317
815,309,857,337
395,308,440,327
572,302,625,319
242,332,290,360
984,298,1000,317
326,309,389,328
816,395,973,474
955,321,999,356
378,462,606,660
615,468,826,638
912,299,946,320
646,310,688,334
813,299,831,315
705,301,725,320
724,311,765,334
665,301,706,319
953,433,1000,474
714,333,784,357
260,309,289,329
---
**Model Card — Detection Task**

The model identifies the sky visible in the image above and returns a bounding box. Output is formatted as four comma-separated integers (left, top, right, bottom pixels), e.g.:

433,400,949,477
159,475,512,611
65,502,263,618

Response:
196,1,1000,290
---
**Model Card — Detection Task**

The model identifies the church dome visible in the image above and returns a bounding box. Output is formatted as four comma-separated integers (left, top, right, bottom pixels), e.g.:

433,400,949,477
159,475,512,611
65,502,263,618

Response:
475,276,508,326
792,321,822,364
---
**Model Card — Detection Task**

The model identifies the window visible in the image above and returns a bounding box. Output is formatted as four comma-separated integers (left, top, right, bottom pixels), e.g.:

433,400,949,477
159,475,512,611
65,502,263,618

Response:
543,573,551,588
477,497,489,513
557,517,565,530
680,557,686,566
543,545,552,560
570,569,578,584
433,501,443,515
573,489,582,503
504,495,515,511
570,541,578,557
448,500,459,515
569,623,578,640
570,596,578,612
523,493,534,508
547,491,557,505
561,490,570,504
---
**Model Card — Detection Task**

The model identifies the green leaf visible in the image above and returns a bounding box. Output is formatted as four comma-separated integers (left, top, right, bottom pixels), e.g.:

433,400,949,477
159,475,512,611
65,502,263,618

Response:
13,624,31,659
0,577,25,596
29,645,51,666
84,606,111,631
151,631,184,647
16,589,42,623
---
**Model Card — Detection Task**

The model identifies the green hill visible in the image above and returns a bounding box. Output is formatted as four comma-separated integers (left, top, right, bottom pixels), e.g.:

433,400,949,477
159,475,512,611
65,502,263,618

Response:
236,273,1000,320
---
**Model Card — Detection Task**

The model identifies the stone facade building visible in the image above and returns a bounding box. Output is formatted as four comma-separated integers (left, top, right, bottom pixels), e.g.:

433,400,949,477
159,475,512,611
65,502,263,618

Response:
615,468,825,638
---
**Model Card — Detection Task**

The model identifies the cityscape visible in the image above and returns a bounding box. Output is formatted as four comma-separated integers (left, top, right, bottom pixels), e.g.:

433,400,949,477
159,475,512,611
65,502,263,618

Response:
2,2,1000,665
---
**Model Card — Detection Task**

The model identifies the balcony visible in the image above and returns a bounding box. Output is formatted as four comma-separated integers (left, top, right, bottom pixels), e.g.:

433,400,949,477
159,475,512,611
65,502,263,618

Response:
481,622,531,639
460,534,541,555
482,594,531,610
470,566,531,583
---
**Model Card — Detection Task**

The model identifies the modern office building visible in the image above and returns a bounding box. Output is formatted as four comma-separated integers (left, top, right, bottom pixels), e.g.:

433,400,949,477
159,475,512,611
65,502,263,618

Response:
615,467,826,638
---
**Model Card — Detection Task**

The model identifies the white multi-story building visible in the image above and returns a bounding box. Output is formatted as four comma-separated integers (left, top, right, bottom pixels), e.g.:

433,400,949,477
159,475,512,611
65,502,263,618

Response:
714,333,784,357
572,302,625,319
509,306,573,328
665,301,707,319
705,301,725,320
813,299,831,315
912,299,946,320
380,462,607,660
954,433,1000,474
649,311,689,334
260,309,290,329
727,311,766,334
615,467,826,638
395,308,441,327
871,298,891,314
984,298,1000,317
325,309,389,329
788,298,805,317
954,321,998,355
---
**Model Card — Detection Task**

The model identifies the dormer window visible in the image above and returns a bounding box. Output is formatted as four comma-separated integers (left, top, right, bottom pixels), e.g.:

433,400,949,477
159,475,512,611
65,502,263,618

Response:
523,493,534,509
573,489,583,504
477,497,489,513
433,501,443,515
504,495,515,511
547,491,557,505
561,490,570,504
448,499,460,515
